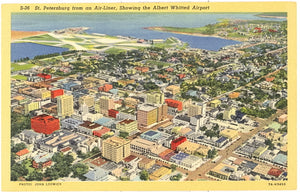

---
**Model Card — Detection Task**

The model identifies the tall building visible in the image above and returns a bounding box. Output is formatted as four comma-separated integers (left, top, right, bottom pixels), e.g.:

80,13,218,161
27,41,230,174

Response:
137,105,158,128
116,119,138,136
57,94,74,118
188,103,206,117
165,99,182,111
50,89,64,99
95,96,114,116
79,95,94,108
171,136,187,151
31,114,60,134
24,101,40,114
102,136,130,163
147,92,165,104
157,104,168,121
165,85,180,95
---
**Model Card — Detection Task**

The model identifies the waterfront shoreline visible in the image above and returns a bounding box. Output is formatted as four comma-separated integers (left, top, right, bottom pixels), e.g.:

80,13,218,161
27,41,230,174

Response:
11,30,48,41
145,27,245,42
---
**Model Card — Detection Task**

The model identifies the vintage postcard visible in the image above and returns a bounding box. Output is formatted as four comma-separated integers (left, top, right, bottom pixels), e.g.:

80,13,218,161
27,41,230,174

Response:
1,1,297,191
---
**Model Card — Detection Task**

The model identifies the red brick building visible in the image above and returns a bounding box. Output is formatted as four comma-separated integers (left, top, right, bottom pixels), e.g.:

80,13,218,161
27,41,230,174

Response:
98,84,113,92
31,114,60,134
171,136,187,150
51,89,64,99
108,109,119,118
37,73,51,79
93,127,111,137
268,168,283,178
165,99,183,111
32,153,53,169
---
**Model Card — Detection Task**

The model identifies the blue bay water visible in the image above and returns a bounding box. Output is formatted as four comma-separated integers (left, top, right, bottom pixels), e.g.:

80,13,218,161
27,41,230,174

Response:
11,43,68,62
11,13,285,61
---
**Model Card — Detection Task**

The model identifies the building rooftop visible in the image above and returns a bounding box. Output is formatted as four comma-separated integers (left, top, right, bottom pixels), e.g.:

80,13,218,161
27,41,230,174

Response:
268,122,281,131
139,157,155,165
268,168,283,177
138,104,156,112
273,153,287,165
252,164,272,176
31,114,58,123
242,160,258,170
84,168,108,181
94,117,112,125
210,163,236,177
33,152,54,163
79,121,101,129
90,157,108,167
123,155,138,163
119,119,135,125
171,152,189,161
16,148,30,156
103,136,129,147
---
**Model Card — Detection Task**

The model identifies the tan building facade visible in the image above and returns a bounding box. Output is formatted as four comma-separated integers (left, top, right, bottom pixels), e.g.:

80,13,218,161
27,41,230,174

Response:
57,94,74,118
79,95,95,108
116,119,138,135
147,92,165,104
95,96,114,116
102,136,130,163
137,105,158,128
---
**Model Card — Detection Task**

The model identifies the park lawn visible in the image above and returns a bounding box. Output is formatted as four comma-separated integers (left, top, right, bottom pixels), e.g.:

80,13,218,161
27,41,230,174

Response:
11,63,36,72
105,47,126,54
78,43,95,49
23,34,59,41
153,43,173,49
11,75,27,80
61,44,75,50
34,41,60,46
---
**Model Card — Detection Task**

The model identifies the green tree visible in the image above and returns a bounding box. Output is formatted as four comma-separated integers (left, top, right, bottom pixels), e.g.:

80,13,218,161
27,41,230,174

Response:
207,148,217,159
45,167,60,180
170,164,177,172
11,112,31,137
27,170,43,181
265,139,275,150
11,170,19,181
11,163,28,177
91,147,100,154
11,142,27,153
275,98,287,109
72,163,89,180
119,131,129,139
140,170,149,181
216,113,223,120
200,126,207,131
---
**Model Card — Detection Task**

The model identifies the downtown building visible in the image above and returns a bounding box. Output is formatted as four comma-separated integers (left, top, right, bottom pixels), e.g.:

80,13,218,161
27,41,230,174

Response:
31,114,60,135
102,136,130,163
116,119,138,136
57,94,74,118
95,96,114,116
137,104,168,129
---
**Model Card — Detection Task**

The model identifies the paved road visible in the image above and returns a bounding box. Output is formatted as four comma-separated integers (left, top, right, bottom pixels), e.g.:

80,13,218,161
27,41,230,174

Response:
185,108,287,181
